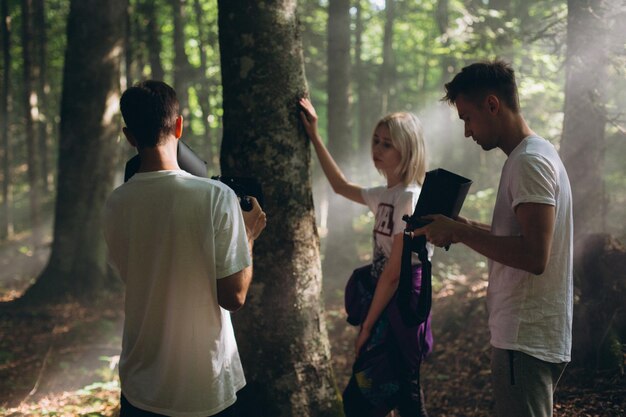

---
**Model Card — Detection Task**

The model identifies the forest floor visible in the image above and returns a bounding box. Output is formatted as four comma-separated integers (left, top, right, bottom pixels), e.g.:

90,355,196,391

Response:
0,232,625,416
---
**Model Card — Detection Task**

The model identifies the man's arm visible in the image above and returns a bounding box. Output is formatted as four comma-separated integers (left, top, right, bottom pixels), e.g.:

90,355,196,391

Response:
455,215,491,232
217,261,253,312
416,202,555,275
217,199,266,312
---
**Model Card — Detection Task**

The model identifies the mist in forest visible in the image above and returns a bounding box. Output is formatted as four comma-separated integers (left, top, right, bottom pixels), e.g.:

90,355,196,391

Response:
0,0,623,288
0,0,623,327
311,96,507,289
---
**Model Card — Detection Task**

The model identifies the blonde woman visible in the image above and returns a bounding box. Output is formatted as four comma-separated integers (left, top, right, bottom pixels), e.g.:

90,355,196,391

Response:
300,98,432,417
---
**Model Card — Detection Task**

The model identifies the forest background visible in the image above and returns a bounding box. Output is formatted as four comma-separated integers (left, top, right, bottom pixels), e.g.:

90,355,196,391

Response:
0,0,625,416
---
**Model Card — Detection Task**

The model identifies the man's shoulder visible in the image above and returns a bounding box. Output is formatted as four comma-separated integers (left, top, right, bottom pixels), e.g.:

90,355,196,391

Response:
176,173,228,190
516,136,559,160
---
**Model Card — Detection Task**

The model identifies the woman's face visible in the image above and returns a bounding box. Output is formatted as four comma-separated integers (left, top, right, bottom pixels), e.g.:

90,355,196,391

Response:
372,124,402,176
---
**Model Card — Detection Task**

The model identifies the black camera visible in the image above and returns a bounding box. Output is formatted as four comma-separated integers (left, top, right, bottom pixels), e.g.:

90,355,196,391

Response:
124,141,263,211
211,176,264,212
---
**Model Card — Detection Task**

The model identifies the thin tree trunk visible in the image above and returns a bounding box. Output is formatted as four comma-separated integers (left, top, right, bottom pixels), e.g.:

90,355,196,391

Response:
171,0,189,124
21,0,41,240
19,0,124,303
379,0,395,116
33,0,50,194
192,0,213,164
324,0,355,284
218,1,343,416
1,0,13,240
123,0,132,88
141,0,164,80
354,0,369,154
561,0,609,239
436,0,454,79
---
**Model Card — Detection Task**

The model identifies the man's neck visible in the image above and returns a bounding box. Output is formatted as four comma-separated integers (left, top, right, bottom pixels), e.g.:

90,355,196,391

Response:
137,139,180,172
499,113,535,156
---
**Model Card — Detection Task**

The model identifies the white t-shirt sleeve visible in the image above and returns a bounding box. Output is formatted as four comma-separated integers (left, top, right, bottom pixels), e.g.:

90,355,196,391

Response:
392,191,414,236
510,154,557,209
361,186,383,213
212,189,252,279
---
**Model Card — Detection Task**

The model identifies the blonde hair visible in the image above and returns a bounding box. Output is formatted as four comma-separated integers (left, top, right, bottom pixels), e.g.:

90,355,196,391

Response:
373,112,427,186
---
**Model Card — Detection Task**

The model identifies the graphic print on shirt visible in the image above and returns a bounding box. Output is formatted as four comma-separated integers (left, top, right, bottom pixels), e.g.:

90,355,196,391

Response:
374,203,394,237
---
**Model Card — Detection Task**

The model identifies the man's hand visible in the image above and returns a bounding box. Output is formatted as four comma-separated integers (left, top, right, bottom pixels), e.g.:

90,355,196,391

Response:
413,214,463,248
242,197,266,241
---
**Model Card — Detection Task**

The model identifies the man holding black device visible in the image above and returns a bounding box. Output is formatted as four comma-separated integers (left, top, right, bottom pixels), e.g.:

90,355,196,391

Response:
103,80,266,416
414,61,573,417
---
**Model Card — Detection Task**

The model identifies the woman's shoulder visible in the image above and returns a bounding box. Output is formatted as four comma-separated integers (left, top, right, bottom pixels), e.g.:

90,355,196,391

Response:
398,182,421,197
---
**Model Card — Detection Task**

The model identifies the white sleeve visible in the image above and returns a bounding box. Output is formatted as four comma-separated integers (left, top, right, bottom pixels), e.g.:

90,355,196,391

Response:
392,191,416,236
361,186,383,213
511,154,557,209
212,189,253,279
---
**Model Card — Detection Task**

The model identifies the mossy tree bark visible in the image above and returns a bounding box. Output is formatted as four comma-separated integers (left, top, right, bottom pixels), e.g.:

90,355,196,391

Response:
218,1,343,416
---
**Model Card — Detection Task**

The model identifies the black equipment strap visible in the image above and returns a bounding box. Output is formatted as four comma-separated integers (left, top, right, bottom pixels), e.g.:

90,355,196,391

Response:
398,232,432,327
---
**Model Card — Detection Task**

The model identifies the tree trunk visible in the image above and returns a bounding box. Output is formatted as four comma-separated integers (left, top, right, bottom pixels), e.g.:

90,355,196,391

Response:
33,0,51,194
192,0,214,164
560,0,609,239
323,0,356,286
171,0,190,124
354,0,369,153
141,0,164,80
218,1,343,416
123,0,133,88
572,233,626,370
18,0,124,303
435,0,454,79
1,0,13,240
379,0,395,116
21,0,42,240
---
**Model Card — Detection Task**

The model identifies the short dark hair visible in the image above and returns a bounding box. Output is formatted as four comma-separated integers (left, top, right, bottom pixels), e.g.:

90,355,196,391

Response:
120,80,179,148
443,60,520,112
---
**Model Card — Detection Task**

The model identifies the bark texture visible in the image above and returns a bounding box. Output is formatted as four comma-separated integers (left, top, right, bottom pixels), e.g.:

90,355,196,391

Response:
218,1,343,416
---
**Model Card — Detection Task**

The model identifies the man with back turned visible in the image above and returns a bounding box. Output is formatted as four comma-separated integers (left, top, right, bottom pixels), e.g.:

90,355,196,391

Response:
103,80,266,416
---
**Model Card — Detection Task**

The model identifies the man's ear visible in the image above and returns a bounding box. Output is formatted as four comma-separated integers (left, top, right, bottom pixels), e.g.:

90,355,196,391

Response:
122,127,138,148
174,115,183,139
486,95,500,114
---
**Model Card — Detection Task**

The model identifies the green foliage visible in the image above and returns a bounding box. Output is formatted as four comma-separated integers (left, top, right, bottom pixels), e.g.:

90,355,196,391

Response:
1,0,623,244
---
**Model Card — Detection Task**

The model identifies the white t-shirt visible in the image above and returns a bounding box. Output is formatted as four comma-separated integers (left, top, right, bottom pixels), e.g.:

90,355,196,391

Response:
362,183,433,274
488,136,573,363
103,170,251,417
